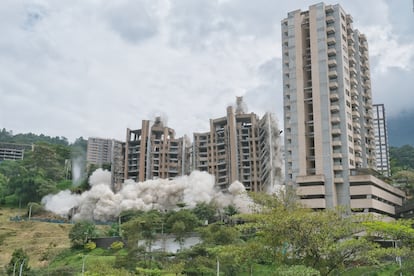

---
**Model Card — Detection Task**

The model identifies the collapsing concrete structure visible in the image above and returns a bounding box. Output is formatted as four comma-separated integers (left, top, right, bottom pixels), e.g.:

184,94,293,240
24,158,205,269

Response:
97,98,282,194
193,97,283,192
124,117,191,182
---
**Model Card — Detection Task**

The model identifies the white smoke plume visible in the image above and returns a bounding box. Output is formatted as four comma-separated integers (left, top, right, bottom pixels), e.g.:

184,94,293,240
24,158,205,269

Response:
71,156,84,185
42,169,255,222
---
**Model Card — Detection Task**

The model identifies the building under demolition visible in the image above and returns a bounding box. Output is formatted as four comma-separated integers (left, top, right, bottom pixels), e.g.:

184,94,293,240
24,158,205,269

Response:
124,117,191,182
193,97,282,192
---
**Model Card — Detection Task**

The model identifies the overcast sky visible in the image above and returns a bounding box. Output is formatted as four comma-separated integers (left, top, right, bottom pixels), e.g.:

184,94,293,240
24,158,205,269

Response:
1,0,413,142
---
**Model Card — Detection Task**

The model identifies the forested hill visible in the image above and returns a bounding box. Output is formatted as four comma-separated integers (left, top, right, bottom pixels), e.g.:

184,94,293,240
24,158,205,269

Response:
0,128,69,146
390,144,414,171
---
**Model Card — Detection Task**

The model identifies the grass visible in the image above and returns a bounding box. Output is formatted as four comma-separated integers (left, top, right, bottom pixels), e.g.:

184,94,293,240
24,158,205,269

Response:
0,206,72,271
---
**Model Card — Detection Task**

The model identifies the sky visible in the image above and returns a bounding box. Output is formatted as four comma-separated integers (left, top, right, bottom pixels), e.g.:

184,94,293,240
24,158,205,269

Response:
1,0,413,143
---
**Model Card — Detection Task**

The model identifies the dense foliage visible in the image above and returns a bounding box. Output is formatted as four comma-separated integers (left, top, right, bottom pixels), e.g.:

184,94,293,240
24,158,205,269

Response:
0,128,69,146
390,145,414,171
69,221,97,248
0,130,88,206
41,193,412,275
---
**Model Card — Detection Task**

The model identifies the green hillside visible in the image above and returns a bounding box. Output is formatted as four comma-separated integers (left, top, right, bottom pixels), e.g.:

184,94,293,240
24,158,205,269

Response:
0,207,72,272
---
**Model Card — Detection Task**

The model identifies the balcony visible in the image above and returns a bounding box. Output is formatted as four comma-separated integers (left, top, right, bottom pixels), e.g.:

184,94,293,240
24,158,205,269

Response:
363,69,370,79
365,110,373,119
355,156,363,164
333,164,343,170
351,88,358,97
332,140,342,146
332,128,341,135
354,144,362,152
329,81,339,89
326,5,334,13
327,36,336,45
327,47,336,56
352,111,360,119
331,116,341,123
326,15,335,23
326,26,335,35
328,59,337,67
328,70,338,79
330,104,340,112
360,43,368,51
330,92,339,101
349,78,356,87
352,99,359,107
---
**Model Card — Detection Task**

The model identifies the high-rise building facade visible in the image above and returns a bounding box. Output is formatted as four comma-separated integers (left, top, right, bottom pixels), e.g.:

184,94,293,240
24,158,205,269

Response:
193,97,282,192
87,137,115,166
282,3,404,216
373,104,391,177
124,117,191,182
87,137,124,190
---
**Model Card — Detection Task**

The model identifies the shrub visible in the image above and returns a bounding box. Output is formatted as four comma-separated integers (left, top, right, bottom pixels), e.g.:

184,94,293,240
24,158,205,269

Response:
84,242,97,251
110,241,124,250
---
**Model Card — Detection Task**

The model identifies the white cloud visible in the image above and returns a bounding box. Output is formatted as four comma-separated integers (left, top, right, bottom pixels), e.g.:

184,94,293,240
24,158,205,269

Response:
365,25,414,73
0,0,412,141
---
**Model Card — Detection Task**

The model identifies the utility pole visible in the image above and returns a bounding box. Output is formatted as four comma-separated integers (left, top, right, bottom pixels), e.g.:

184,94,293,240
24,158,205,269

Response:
216,257,220,276
81,255,88,275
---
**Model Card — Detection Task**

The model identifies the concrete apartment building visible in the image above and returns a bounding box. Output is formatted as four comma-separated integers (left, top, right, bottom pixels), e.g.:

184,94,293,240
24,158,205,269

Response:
87,137,114,166
373,104,391,177
193,97,282,192
0,142,32,162
86,137,124,189
124,117,190,182
282,3,404,216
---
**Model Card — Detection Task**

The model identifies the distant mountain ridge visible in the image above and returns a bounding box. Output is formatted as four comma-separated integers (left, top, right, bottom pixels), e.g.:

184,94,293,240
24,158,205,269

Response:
387,111,414,147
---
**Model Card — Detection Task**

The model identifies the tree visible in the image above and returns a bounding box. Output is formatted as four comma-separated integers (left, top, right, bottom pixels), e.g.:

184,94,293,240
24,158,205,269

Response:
198,223,240,246
238,193,379,275
6,248,30,276
223,204,238,217
392,170,414,198
0,142,72,206
23,143,68,182
121,210,163,270
172,221,187,249
165,209,200,234
69,221,97,248
0,172,7,204
390,145,414,171
192,202,217,223
363,219,414,274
